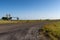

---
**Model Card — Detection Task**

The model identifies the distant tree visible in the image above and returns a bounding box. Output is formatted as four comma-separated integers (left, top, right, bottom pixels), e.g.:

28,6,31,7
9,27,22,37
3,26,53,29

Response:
6,14,8,18
2,17,8,20
45,19,50,21
2,17,12,20
2,14,12,20
17,17,19,20
8,17,12,20
9,14,11,17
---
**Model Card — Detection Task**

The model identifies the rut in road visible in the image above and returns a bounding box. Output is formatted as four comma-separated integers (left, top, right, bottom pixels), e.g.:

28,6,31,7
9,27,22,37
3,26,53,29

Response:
23,26,41,40
22,25,50,40
8,25,44,40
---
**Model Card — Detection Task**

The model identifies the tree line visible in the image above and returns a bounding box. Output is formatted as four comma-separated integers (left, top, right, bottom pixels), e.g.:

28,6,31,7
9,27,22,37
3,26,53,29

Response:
1,14,19,20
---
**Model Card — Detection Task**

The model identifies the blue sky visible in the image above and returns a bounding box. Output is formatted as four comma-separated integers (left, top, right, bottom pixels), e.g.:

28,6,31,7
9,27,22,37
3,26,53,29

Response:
0,0,60,20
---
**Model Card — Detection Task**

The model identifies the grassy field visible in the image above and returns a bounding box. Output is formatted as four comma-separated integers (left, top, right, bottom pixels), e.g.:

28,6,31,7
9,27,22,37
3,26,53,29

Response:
0,20,20,24
43,21,60,40
0,20,60,40
0,20,43,24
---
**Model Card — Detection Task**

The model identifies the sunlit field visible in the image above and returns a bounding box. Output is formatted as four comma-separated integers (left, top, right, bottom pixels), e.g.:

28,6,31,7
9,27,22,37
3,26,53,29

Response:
0,20,20,24
43,20,60,40
0,20,44,24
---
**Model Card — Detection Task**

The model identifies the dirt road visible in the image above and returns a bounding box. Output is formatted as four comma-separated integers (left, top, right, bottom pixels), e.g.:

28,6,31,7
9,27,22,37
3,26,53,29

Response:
0,22,50,40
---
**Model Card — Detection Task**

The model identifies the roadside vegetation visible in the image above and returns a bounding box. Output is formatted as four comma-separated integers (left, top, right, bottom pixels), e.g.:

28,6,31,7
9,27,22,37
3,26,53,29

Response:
0,20,44,24
43,21,60,40
0,20,20,24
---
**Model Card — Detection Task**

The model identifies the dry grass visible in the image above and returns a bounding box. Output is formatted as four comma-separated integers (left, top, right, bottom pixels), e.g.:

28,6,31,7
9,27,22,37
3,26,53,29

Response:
43,21,60,40
0,20,43,24
0,20,20,24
